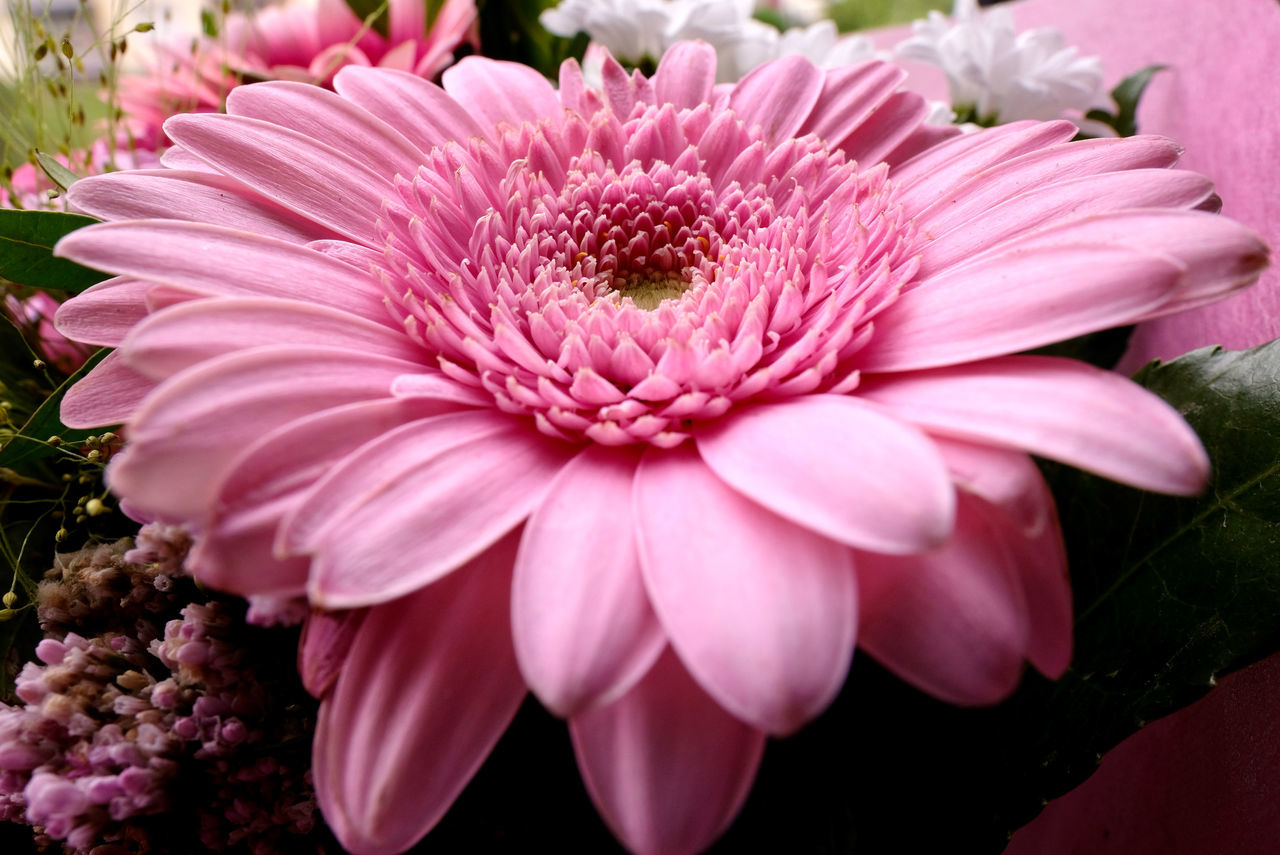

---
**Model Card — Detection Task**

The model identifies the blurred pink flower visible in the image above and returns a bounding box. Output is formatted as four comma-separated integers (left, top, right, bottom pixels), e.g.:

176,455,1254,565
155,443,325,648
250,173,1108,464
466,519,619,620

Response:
53,43,1265,855
119,0,478,149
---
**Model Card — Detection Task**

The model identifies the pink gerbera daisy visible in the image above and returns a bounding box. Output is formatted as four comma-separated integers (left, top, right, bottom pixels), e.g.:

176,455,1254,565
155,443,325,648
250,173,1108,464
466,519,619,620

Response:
54,43,1266,855
118,0,477,150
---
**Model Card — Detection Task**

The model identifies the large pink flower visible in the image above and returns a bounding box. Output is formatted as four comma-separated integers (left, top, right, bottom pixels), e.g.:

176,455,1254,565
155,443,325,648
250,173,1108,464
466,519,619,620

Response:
119,0,477,150
53,43,1266,855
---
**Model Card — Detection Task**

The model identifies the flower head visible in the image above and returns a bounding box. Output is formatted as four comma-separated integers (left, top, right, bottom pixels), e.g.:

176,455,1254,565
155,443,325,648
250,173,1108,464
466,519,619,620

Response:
118,0,478,149
53,43,1266,855
897,0,1105,124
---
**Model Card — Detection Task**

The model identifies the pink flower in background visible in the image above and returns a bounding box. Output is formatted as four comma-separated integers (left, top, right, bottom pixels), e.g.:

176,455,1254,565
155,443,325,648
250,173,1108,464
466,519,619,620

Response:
119,0,478,149
53,41,1265,855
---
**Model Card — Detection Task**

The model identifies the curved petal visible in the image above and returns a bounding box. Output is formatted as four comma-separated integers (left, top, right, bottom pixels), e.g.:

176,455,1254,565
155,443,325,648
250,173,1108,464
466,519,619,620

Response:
512,445,664,717
333,65,490,150
857,244,1184,372
314,531,526,855
188,398,451,595
284,412,574,608
53,277,151,347
836,90,929,167
728,54,824,146
55,220,389,321
107,346,410,520
860,355,1209,495
225,80,429,176
441,57,562,131
298,607,366,699
570,647,766,855
635,444,856,736
652,41,717,110
65,169,334,243
799,60,904,149
163,112,395,246
933,438,1072,678
60,349,153,428
696,395,954,554
121,296,424,380
856,493,1029,706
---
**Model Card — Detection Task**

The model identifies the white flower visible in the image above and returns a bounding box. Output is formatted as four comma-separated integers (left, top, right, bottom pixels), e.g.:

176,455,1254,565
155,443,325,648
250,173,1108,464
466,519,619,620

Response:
896,0,1105,124
542,0,873,83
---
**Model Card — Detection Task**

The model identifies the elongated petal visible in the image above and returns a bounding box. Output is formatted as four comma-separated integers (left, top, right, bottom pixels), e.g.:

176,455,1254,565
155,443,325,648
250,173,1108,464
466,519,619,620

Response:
56,221,388,321
298,608,366,699
570,648,766,855
860,355,1209,495
837,90,928,167
163,112,395,246
225,80,429,175
121,297,423,380
188,398,450,595
285,411,573,608
53,277,151,346
60,350,153,428
652,41,717,109
858,244,1184,372
441,57,562,130
934,438,1072,677
108,347,410,519
513,445,664,717
333,65,490,150
800,60,904,148
728,54,824,145
697,395,954,554
66,169,334,244
314,532,525,855
635,445,856,736
856,495,1028,706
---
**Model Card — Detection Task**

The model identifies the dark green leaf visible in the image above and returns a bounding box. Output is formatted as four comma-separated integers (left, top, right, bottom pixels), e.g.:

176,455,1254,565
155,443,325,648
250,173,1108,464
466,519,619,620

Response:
34,150,79,193
1088,64,1168,138
0,209,107,292
0,347,114,472
344,0,390,40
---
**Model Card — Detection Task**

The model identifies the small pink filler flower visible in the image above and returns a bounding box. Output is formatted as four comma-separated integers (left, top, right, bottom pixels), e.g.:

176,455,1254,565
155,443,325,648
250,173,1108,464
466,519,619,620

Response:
53,43,1267,855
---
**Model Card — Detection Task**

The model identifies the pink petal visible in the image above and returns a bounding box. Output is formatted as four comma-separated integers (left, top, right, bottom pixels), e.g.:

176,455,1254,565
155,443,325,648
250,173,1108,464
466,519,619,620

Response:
286,412,573,608
570,647,766,855
314,531,526,855
800,60,905,148
908,135,1183,238
652,41,717,109
858,244,1184,372
121,297,422,381
856,493,1030,706
917,169,1217,277
860,355,1209,495
933,439,1072,677
512,445,664,717
696,395,955,554
188,398,449,596
107,347,410,520
53,277,151,347
162,112,395,246
728,54,824,145
60,350,153,428
836,90,929,166
441,57,562,131
65,169,334,243
298,608,366,699
634,445,856,736
225,80,428,175
55,220,388,321
332,65,490,150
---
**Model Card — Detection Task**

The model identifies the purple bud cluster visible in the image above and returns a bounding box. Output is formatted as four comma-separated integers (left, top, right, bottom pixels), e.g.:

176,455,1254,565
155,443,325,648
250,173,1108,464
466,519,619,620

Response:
0,525,321,853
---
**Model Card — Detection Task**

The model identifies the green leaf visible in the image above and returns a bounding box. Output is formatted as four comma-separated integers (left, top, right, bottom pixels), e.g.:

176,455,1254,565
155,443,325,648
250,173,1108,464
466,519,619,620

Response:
34,150,79,193
828,0,950,31
1020,340,1280,802
344,0,390,40
0,347,113,473
1088,64,1167,138
0,209,107,292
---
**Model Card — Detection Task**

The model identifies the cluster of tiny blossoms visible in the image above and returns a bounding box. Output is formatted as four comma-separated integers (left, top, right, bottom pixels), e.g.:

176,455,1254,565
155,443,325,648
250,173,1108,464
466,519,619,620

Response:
0,526,319,854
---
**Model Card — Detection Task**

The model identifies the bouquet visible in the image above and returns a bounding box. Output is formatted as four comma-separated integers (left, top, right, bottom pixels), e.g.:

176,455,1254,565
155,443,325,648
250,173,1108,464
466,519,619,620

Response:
0,0,1276,852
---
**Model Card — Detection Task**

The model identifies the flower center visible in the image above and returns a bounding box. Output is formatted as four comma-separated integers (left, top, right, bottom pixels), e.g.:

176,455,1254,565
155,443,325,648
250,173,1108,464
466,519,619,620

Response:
612,270,692,310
